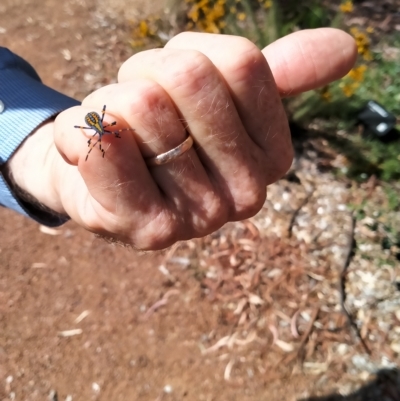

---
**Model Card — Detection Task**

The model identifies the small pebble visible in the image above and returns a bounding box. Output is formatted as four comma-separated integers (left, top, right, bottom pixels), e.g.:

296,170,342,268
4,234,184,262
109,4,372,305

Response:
92,382,100,393
163,385,172,394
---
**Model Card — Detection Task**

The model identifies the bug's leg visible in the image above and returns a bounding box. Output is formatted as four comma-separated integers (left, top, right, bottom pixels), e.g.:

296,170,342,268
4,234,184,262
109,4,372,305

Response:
85,145,94,161
100,105,107,123
86,140,100,161
85,135,103,161
86,138,97,160
87,131,99,146
97,139,106,158
116,128,132,133
114,128,132,138
103,121,117,129
104,127,131,138
74,125,92,129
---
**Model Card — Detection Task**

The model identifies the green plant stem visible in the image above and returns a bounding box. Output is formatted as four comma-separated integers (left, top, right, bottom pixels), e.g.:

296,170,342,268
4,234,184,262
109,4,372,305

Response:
240,0,267,47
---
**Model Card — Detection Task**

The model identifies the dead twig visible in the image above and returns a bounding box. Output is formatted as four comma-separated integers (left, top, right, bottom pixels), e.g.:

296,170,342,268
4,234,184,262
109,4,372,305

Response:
339,213,371,355
279,307,319,367
297,307,319,353
143,289,180,320
287,188,315,238
290,310,300,339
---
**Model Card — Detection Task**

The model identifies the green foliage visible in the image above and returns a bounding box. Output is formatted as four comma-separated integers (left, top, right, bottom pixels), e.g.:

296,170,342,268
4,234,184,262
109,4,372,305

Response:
385,186,400,212
182,0,339,48
356,59,400,121
328,131,400,182
291,34,400,182
349,201,367,221
237,0,337,46
277,0,333,30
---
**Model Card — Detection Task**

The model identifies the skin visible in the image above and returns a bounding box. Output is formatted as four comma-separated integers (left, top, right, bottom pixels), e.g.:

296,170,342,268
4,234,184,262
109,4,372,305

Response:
7,29,357,250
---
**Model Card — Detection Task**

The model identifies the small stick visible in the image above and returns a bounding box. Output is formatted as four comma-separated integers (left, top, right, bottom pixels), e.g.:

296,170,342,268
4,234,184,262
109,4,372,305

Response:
298,307,319,350
290,310,300,339
287,188,314,238
339,213,371,354
279,307,319,367
143,289,180,320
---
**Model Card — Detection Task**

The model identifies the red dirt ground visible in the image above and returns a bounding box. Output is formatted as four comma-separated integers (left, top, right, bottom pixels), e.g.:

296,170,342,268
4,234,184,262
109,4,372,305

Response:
0,1,380,400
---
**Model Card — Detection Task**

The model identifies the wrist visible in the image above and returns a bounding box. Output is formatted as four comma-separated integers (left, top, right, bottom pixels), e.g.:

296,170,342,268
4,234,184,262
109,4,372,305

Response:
4,120,67,216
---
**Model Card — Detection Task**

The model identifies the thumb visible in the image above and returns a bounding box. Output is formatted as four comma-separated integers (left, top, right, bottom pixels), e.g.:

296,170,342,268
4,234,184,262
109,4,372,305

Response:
262,28,358,96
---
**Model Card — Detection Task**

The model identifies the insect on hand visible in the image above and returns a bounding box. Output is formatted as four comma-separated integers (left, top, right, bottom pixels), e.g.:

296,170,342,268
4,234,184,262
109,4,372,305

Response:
74,105,132,161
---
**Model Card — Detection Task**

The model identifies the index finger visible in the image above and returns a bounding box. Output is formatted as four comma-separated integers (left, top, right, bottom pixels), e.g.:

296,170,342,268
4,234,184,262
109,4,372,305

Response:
54,105,164,235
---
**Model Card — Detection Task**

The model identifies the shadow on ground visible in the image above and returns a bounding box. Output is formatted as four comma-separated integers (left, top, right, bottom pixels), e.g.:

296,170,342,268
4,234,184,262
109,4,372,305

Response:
289,121,400,181
300,369,400,401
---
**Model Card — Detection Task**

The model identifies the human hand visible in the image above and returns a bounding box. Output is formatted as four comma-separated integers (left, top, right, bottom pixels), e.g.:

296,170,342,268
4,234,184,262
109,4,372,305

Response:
9,28,357,250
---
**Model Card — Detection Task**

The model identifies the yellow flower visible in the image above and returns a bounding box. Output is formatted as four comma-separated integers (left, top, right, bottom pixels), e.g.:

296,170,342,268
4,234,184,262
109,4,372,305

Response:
186,0,228,33
139,20,150,37
347,65,367,82
340,1,353,13
264,0,272,8
320,86,332,102
237,12,246,21
218,20,227,29
340,81,360,97
340,83,355,97
130,39,145,48
362,49,373,61
350,27,359,35
198,0,210,7
188,6,200,22
203,21,220,33
366,26,374,33
350,27,373,60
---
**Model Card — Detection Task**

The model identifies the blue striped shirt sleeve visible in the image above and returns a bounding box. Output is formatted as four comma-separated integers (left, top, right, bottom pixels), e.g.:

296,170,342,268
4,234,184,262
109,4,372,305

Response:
0,47,80,226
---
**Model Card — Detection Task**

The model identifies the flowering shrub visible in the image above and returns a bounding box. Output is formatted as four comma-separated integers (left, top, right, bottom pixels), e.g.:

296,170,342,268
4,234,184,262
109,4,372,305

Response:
129,0,400,181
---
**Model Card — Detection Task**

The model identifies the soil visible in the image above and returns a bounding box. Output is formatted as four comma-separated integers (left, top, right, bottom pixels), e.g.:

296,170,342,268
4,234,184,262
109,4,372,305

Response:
0,1,398,401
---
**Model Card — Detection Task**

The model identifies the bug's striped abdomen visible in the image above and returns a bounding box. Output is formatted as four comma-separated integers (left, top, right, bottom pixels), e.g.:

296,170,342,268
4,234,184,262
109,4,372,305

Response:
85,112,103,134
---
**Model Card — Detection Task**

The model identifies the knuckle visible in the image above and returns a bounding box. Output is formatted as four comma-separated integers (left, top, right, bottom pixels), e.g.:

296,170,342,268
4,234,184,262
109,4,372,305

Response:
232,180,267,220
225,38,266,81
126,81,166,114
134,211,181,251
164,50,216,96
190,193,229,237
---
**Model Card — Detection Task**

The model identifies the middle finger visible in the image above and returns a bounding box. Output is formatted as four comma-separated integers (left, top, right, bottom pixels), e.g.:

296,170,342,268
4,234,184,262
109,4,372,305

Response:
118,48,267,219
